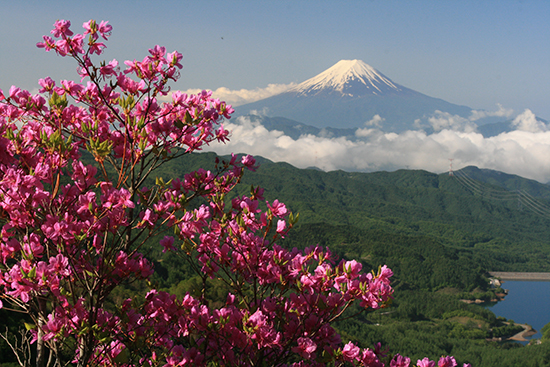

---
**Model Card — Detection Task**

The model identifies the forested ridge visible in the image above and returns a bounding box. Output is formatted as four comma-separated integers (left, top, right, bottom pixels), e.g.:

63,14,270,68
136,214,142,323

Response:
161,152,550,274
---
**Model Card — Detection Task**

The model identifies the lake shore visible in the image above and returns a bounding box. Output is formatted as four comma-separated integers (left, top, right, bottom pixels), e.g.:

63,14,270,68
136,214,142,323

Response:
489,272,550,281
508,323,537,342
485,280,550,343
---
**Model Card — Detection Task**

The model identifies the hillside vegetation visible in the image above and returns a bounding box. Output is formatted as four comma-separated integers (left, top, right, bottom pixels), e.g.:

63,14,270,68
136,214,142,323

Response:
161,152,550,275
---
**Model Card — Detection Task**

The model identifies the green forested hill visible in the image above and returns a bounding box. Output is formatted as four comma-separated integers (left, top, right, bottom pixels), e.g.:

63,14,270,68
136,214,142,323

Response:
162,152,550,277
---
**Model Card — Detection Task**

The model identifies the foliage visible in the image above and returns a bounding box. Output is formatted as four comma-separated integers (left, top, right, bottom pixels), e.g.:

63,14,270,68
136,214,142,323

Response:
541,322,550,342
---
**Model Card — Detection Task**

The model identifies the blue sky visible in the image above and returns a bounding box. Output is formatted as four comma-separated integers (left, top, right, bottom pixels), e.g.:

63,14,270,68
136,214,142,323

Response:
1,0,550,118
4,1,550,182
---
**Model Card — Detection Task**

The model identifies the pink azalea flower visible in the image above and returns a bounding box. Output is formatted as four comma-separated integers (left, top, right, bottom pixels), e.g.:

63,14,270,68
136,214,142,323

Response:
160,236,175,253
148,45,166,60
99,59,118,77
36,36,55,51
82,20,95,35
51,20,73,38
361,349,384,367
42,313,65,342
391,354,411,367
97,21,112,39
343,260,362,279
438,356,457,367
139,209,157,227
8,86,20,99
268,199,288,217
241,154,258,171
418,357,436,367
38,77,56,93
276,220,286,234
88,41,106,55
167,51,183,69
292,337,317,359
342,342,361,362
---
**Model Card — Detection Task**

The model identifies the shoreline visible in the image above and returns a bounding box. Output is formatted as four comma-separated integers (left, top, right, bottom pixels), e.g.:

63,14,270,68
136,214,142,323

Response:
489,272,550,281
486,276,549,343
507,323,537,342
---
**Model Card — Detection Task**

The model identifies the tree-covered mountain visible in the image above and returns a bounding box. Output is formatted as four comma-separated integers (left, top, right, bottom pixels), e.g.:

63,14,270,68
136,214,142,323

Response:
158,152,550,277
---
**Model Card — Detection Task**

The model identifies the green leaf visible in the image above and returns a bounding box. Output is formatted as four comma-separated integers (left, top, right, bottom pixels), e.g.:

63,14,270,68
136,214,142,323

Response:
184,111,194,124
137,116,146,129
112,348,129,364
138,137,147,151
4,127,14,140
48,91,68,109
88,139,113,159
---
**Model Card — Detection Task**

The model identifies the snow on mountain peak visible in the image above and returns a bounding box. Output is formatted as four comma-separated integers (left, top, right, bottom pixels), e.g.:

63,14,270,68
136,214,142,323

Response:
291,59,402,96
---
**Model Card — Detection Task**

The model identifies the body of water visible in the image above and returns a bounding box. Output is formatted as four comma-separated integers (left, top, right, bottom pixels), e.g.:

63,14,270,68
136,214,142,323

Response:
486,280,550,341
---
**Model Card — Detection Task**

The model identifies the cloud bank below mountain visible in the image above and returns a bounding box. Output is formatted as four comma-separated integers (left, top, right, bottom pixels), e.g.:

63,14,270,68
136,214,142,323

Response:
203,108,550,183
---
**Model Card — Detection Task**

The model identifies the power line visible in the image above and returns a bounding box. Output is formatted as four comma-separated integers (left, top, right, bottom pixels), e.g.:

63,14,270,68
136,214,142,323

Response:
452,169,550,219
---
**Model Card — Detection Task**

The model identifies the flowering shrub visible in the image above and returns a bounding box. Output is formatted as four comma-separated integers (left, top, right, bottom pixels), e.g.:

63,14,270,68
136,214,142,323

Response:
0,20,466,367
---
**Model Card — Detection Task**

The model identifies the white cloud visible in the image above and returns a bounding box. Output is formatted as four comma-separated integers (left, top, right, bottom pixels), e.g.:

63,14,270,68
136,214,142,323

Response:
356,115,385,137
428,110,478,133
469,103,515,121
170,83,296,107
512,109,548,133
426,104,516,133
419,104,516,133
365,114,385,127
248,107,271,116
205,115,550,183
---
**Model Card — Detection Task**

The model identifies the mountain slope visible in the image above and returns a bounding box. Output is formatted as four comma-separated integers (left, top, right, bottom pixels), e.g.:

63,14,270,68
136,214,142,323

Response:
162,152,550,273
236,60,473,132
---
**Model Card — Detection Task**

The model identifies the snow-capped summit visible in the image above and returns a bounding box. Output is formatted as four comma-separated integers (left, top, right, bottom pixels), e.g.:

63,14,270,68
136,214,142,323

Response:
237,59,473,131
290,59,403,97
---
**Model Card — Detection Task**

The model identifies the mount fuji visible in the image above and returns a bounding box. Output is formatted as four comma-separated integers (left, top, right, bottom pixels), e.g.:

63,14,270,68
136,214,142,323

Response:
236,60,479,133
290,59,403,97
